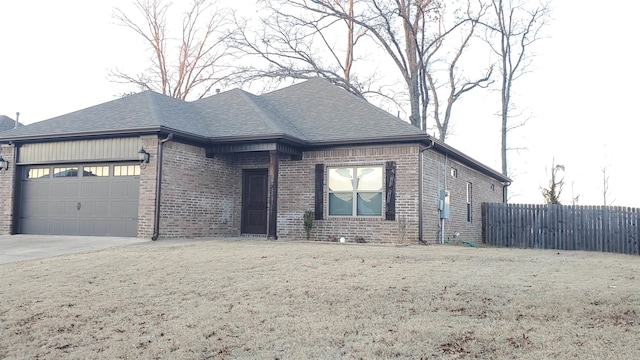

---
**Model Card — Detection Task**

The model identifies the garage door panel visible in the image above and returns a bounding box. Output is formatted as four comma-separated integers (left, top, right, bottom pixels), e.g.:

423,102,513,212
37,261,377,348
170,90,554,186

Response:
79,182,97,197
95,201,109,217
26,182,47,198
110,200,127,217
64,201,79,216
110,220,137,238
62,220,79,235
22,200,41,216
111,182,129,197
49,183,68,198
20,164,140,237
127,181,140,197
94,220,109,235
125,200,139,217
49,220,64,235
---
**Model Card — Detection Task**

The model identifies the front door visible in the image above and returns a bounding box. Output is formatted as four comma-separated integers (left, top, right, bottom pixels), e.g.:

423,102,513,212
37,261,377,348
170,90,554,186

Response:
242,169,268,234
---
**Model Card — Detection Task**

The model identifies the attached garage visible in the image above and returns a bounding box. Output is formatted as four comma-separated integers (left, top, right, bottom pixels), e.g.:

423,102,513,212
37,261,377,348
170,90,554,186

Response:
6,138,145,237
18,163,140,236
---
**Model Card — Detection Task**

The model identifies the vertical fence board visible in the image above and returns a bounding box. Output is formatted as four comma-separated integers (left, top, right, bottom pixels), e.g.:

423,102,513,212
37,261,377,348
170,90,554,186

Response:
481,203,640,256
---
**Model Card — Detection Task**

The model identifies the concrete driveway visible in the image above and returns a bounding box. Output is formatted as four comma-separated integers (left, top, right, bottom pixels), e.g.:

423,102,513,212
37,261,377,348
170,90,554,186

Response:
0,235,149,265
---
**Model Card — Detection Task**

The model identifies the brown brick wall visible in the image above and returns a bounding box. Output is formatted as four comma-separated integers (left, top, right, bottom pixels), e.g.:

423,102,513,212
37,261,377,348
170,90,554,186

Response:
0,144,16,234
421,150,504,244
157,141,237,239
276,144,504,244
137,136,159,239
277,145,421,243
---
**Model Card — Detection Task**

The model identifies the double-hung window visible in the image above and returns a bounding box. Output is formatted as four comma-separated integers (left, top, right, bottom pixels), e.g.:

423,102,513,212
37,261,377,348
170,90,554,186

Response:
328,166,383,216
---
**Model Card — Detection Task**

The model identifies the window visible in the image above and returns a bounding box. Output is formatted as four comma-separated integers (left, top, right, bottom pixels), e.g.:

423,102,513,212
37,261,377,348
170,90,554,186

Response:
53,167,79,177
466,182,473,222
113,165,140,176
451,167,458,178
83,166,109,177
328,166,383,216
490,183,495,191
26,167,50,179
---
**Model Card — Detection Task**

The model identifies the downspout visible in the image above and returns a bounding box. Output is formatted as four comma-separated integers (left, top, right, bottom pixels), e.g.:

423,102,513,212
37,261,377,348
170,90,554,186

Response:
418,139,435,244
441,154,448,245
10,143,19,235
502,181,512,203
151,133,173,241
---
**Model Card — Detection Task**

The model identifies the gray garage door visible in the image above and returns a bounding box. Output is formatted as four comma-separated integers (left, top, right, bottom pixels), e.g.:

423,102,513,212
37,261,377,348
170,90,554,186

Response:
19,164,140,237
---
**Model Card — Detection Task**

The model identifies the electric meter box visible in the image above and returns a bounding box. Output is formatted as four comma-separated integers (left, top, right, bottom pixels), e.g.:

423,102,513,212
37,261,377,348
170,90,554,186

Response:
439,189,450,219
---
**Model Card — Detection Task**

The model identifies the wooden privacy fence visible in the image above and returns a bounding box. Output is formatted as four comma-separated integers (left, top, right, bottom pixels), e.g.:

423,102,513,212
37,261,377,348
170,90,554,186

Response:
482,203,640,255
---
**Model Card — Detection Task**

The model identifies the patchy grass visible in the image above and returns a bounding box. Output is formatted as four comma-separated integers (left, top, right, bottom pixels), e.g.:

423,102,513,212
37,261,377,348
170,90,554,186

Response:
0,240,638,359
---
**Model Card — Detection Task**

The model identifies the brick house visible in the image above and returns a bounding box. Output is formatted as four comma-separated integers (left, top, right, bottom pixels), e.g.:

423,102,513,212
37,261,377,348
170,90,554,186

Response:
0,79,510,244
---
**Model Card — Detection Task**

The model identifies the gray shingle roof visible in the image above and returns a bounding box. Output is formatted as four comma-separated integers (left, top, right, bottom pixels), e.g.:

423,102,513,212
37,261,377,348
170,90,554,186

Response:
261,78,425,143
0,78,509,182
0,92,209,140
0,115,18,132
0,78,424,144
193,89,306,139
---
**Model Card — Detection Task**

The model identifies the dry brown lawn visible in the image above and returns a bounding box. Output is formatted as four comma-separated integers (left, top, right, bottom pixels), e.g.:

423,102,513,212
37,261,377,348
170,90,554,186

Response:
0,239,638,359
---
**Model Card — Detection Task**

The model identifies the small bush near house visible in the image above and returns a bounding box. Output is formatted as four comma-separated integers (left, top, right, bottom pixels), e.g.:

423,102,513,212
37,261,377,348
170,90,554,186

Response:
303,210,314,240
355,236,367,243
327,235,339,242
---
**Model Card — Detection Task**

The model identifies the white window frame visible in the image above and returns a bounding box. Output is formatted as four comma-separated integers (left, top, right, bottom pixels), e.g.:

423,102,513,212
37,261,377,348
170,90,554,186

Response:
327,166,384,217
466,182,473,222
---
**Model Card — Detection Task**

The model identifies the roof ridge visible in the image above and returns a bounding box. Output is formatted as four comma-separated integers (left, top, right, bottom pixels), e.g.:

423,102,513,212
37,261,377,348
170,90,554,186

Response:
235,90,306,139
252,92,309,140
264,78,424,136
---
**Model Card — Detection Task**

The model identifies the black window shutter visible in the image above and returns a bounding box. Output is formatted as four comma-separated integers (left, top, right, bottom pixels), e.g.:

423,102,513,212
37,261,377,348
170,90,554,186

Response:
314,164,324,220
385,161,396,220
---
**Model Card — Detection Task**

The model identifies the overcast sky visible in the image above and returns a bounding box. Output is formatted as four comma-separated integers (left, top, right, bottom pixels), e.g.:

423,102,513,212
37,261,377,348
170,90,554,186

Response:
1,1,638,207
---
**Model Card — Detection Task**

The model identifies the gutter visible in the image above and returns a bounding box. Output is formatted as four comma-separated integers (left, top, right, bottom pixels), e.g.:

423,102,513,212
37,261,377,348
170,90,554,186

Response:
151,133,173,241
418,139,436,244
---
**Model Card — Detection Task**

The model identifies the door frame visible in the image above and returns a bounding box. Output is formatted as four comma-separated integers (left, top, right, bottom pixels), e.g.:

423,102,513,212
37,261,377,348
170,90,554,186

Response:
241,168,268,235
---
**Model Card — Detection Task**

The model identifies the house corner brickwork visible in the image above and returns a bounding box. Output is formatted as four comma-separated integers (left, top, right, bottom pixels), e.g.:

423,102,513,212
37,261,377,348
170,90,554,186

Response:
421,150,504,244
0,144,15,234
157,141,237,239
137,136,159,239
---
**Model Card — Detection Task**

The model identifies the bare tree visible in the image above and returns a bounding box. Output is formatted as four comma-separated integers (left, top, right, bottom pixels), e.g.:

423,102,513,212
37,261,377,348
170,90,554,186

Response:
483,0,551,177
541,159,564,205
233,0,485,133
601,166,614,206
111,0,235,100
570,181,580,205
426,1,494,141
228,0,371,98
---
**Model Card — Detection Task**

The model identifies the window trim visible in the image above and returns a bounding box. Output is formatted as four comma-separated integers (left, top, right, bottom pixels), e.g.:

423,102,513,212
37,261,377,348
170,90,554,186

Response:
25,167,51,180
466,181,473,223
327,165,384,217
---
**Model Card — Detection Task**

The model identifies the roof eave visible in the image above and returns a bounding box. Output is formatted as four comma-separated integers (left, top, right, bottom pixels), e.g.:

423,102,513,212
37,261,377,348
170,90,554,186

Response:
208,133,306,147
305,134,431,148
0,126,213,145
431,140,511,183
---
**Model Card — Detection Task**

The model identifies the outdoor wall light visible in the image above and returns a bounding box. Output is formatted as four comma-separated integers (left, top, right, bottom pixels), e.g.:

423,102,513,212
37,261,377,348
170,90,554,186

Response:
138,147,150,168
0,154,8,173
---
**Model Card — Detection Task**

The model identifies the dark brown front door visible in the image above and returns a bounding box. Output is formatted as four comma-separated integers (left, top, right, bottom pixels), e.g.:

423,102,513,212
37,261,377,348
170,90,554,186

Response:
242,169,268,234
